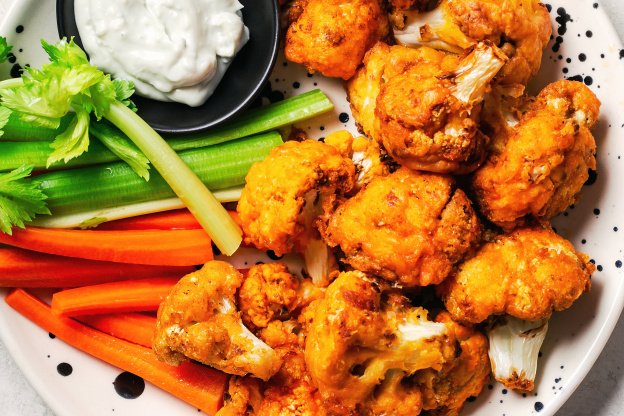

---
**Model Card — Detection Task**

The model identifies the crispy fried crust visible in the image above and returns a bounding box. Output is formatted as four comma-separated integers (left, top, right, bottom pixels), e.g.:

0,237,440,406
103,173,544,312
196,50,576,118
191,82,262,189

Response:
238,263,300,330
472,80,600,229
153,261,282,381
438,226,594,324
285,0,389,80
414,312,491,416
237,140,355,256
323,167,481,286
447,0,552,85
346,42,491,173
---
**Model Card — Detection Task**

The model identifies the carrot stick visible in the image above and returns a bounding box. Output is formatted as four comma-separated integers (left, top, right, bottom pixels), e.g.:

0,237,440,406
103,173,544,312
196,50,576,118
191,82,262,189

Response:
51,277,181,317
0,227,213,266
5,289,228,415
0,248,194,288
76,313,156,348
98,210,241,231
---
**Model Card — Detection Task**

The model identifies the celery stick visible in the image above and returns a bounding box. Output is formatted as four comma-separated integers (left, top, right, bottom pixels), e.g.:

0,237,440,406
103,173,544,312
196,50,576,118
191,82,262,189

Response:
29,186,243,229
38,132,281,217
1,113,73,142
0,89,333,172
167,89,333,151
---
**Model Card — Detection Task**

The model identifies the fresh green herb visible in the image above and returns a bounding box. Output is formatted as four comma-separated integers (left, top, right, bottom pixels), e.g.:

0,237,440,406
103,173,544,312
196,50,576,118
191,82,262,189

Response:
0,165,50,234
0,37,12,64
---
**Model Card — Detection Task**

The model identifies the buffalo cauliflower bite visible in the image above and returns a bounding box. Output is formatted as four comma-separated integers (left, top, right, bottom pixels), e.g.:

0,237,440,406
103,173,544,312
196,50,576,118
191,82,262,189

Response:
219,293,327,416
237,140,355,286
394,0,552,85
413,311,491,416
346,41,506,173
305,271,456,415
238,262,325,332
284,0,389,80
153,261,281,381
238,263,300,330
437,225,594,324
472,80,600,229
322,167,481,287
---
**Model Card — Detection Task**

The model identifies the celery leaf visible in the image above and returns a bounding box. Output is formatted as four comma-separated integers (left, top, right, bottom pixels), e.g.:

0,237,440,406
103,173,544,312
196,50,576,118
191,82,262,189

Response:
0,38,119,164
47,107,90,167
0,165,50,234
0,37,12,64
114,79,137,112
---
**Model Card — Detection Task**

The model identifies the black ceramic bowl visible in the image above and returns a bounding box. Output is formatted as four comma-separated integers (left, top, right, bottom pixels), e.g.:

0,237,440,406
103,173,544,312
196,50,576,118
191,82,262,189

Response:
57,0,279,135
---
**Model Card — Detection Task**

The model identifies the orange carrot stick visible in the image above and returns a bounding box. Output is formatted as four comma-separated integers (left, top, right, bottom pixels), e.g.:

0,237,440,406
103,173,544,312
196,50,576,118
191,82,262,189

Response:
77,313,156,348
98,210,241,231
0,248,194,288
0,227,213,266
51,277,181,317
5,289,228,415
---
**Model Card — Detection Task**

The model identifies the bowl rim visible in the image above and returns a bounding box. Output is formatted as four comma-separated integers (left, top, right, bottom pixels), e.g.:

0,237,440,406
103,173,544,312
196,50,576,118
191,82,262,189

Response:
55,0,280,135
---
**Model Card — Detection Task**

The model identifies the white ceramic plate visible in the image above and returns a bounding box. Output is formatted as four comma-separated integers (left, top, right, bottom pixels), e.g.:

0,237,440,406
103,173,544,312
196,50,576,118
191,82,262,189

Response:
0,0,623,415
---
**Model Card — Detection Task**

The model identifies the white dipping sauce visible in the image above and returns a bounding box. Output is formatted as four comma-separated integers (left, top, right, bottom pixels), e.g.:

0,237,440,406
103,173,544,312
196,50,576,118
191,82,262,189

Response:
75,0,250,107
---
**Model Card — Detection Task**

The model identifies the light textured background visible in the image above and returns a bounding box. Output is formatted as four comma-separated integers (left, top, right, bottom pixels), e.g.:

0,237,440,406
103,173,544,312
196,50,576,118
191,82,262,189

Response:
0,1,623,415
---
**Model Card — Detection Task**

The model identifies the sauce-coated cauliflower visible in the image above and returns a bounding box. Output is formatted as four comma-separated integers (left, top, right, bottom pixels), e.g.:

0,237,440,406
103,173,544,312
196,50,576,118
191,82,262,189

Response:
394,0,552,85
437,226,595,324
472,80,600,229
346,41,505,173
322,167,481,287
237,140,355,285
305,271,456,415
414,311,491,416
153,261,282,381
285,0,389,80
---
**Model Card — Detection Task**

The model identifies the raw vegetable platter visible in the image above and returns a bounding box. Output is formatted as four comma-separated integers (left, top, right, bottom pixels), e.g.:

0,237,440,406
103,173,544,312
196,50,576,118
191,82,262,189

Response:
0,0,623,415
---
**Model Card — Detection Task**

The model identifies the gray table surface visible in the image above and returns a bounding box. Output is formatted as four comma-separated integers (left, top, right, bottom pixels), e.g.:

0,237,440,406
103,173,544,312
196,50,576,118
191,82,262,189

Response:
1,1,624,415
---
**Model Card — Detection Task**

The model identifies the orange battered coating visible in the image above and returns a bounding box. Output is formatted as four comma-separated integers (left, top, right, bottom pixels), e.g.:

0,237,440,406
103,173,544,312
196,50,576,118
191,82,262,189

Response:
346,42,503,173
446,0,552,85
472,80,600,229
414,311,491,416
153,261,282,381
438,226,594,324
323,167,481,287
284,0,388,80
238,262,325,332
305,271,455,415
237,140,355,257
218,290,327,416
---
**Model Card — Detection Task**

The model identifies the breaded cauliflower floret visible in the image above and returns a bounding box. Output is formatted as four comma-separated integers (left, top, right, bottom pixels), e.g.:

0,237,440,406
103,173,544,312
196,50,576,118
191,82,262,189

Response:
437,226,595,324
394,0,552,85
305,271,456,415
218,311,327,415
237,140,355,286
413,311,491,416
153,261,282,381
238,262,325,330
346,41,506,173
472,80,600,229
322,167,481,287
284,0,388,80
238,263,300,330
